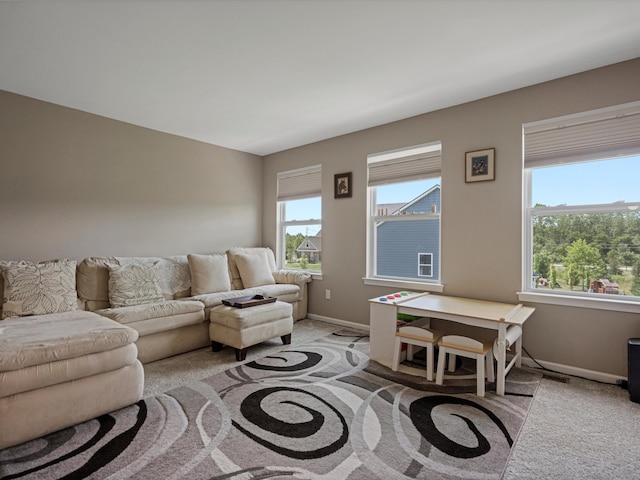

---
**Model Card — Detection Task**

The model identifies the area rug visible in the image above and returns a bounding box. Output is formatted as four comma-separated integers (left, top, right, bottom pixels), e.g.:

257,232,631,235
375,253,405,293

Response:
0,331,540,480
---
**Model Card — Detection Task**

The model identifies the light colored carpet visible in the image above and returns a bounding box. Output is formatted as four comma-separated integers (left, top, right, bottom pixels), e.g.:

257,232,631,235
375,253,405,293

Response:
503,369,640,480
1,323,539,479
145,319,640,479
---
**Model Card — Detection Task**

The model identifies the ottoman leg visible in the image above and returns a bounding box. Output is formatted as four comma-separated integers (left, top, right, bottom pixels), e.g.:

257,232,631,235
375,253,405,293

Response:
212,341,223,352
235,348,248,361
281,334,292,345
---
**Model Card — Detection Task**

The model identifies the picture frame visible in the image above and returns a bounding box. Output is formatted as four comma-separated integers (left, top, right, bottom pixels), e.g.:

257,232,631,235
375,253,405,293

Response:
465,148,495,183
334,172,352,198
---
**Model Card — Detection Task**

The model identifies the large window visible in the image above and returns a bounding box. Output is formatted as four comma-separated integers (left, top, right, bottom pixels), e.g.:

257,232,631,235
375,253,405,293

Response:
366,142,442,288
277,166,322,273
522,102,640,308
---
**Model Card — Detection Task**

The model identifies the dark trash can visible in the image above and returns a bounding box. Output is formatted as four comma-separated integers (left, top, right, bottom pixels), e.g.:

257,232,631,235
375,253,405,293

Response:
629,338,640,403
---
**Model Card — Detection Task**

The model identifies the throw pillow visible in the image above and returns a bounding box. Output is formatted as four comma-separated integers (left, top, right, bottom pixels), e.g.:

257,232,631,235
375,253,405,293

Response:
187,253,231,295
234,253,276,288
108,264,165,308
1,260,78,320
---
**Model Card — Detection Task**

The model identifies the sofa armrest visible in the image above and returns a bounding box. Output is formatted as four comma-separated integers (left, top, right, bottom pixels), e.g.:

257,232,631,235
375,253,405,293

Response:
272,270,311,300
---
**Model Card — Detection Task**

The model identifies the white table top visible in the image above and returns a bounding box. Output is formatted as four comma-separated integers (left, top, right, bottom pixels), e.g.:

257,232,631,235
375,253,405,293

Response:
398,294,534,325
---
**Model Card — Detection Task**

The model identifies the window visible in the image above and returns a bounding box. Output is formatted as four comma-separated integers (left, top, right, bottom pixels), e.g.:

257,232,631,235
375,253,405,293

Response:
522,102,640,309
366,142,442,288
419,253,433,277
277,165,322,273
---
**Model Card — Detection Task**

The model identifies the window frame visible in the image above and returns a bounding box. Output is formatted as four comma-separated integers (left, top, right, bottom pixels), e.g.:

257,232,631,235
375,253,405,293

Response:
519,103,640,313
364,142,444,292
276,166,322,275
418,252,433,278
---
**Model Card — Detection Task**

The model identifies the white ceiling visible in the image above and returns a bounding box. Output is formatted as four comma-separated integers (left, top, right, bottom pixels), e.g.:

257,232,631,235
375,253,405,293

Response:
1,1,640,156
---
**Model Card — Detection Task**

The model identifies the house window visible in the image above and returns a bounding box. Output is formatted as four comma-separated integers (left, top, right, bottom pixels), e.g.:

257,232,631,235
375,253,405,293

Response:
522,102,640,308
277,165,322,273
418,253,433,277
366,142,442,288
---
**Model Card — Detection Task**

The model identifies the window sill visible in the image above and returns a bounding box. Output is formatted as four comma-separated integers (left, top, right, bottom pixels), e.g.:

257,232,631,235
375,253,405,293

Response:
363,277,444,293
517,291,640,314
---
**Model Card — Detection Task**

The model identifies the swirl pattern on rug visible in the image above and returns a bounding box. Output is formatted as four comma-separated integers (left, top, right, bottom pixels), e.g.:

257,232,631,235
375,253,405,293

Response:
0,331,539,479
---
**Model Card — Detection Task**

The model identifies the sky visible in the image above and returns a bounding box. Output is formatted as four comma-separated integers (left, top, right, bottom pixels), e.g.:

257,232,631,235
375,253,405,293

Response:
532,155,640,206
284,155,640,236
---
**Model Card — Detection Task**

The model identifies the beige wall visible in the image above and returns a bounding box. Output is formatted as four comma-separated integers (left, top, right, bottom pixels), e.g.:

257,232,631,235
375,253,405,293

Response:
263,58,640,379
0,90,263,261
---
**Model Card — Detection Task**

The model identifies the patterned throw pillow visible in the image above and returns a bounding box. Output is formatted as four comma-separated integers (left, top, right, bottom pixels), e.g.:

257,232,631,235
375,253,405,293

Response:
1,260,78,319
108,264,165,308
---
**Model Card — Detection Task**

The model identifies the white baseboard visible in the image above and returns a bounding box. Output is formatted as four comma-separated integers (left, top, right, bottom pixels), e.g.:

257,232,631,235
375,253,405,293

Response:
520,357,626,385
306,313,370,332
307,314,626,385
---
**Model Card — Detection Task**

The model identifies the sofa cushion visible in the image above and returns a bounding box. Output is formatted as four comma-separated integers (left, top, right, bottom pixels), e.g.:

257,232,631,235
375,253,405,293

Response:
0,343,138,398
188,253,231,295
0,260,77,320
108,264,165,308
95,300,204,325
97,300,205,337
235,253,276,288
226,247,277,289
0,311,138,371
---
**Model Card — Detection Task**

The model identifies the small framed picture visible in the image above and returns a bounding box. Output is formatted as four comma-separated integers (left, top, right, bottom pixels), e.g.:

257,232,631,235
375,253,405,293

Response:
465,148,495,183
334,172,352,198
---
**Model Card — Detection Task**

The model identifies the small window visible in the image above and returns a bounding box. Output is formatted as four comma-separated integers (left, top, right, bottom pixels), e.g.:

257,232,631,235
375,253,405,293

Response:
418,253,433,277
277,166,322,273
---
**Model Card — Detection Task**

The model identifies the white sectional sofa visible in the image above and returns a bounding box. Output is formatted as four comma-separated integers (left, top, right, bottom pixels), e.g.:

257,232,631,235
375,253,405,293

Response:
0,247,311,449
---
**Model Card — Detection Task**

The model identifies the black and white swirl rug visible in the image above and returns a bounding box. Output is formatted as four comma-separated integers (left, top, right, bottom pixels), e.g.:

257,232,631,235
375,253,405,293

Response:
0,331,539,479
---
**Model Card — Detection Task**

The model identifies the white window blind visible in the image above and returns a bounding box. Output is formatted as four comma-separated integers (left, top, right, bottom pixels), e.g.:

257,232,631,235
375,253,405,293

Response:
524,102,640,168
277,165,322,201
368,142,441,186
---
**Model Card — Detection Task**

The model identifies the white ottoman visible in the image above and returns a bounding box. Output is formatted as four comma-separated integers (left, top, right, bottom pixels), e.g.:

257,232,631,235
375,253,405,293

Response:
209,301,293,361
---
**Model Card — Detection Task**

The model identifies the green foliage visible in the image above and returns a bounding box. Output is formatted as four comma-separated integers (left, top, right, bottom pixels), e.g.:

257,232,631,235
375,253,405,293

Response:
534,210,640,296
563,239,603,291
286,233,305,262
632,258,640,296
534,250,552,282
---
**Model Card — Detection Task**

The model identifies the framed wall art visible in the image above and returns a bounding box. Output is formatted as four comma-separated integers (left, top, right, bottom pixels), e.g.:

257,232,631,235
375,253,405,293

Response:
465,148,495,183
334,172,352,198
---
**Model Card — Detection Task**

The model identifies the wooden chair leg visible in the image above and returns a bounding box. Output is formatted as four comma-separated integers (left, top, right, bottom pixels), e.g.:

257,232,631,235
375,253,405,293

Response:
486,347,495,382
436,347,446,385
476,353,485,397
447,352,457,372
426,344,434,381
406,344,415,361
392,337,402,371
281,334,292,345
211,341,223,352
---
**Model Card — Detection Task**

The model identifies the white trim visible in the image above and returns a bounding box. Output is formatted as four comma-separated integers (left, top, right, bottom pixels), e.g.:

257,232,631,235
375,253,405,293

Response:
517,291,640,313
520,357,626,384
363,276,444,293
306,313,370,332
418,252,433,278
308,313,625,385
367,141,441,163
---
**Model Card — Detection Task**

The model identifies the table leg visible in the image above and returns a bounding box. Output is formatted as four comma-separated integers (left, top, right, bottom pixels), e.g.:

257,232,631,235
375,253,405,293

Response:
496,324,507,395
515,333,523,368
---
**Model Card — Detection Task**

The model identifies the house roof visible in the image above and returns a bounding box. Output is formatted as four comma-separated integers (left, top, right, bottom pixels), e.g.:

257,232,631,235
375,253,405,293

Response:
297,236,322,252
1,1,639,156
